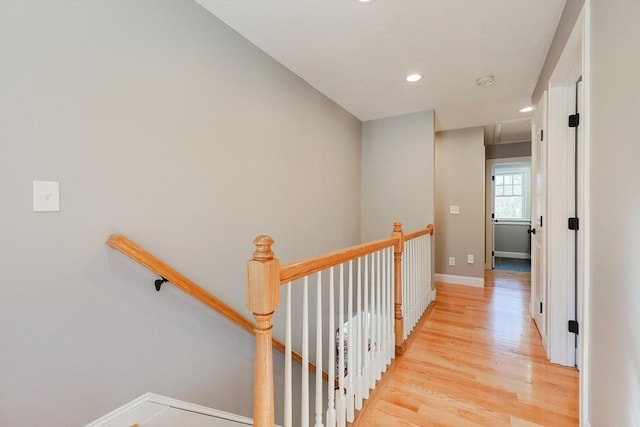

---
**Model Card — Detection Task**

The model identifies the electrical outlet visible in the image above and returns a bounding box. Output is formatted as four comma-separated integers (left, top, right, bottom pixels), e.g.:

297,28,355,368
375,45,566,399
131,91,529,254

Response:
448,257,455,266
467,254,474,264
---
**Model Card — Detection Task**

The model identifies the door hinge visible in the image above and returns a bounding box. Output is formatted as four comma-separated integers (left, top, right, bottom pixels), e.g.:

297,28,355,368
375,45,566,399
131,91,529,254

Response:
492,175,495,181
492,251,495,256
491,213,495,219
568,217,579,230
540,216,543,227
568,320,579,334
568,113,580,128
539,302,543,314
540,129,544,141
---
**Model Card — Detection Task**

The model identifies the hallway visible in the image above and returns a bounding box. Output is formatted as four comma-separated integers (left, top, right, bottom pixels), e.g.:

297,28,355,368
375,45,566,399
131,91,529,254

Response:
354,270,579,426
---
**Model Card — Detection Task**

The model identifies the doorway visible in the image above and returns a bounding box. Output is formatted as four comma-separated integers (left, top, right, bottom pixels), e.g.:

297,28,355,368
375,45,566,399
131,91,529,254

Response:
491,161,532,273
485,155,532,273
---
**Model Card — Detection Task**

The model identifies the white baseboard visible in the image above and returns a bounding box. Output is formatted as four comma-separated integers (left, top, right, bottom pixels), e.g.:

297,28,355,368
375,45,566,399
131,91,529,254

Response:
86,392,254,426
435,273,484,287
494,251,531,260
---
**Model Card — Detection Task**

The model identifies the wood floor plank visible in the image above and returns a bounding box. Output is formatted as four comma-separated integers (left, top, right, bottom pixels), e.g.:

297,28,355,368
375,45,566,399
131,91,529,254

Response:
353,270,579,426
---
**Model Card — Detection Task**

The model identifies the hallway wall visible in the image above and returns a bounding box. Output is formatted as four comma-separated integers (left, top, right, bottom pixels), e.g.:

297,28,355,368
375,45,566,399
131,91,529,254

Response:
361,110,435,241
588,1,640,425
0,1,361,425
435,127,485,284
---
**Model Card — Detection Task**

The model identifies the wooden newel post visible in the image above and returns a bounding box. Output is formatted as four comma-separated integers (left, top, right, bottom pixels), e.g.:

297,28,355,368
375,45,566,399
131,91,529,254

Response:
247,235,280,427
391,222,404,354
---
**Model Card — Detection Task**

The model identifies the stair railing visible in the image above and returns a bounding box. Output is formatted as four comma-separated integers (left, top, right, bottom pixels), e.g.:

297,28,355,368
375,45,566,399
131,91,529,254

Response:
398,223,434,353
248,222,434,427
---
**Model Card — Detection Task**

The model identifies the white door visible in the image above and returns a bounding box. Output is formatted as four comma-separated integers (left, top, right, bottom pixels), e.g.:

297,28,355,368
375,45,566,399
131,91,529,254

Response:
531,93,546,338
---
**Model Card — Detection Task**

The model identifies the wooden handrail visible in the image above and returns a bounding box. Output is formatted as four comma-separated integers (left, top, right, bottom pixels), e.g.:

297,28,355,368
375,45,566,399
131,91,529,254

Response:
403,224,434,242
105,234,328,382
280,237,396,284
107,234,256,335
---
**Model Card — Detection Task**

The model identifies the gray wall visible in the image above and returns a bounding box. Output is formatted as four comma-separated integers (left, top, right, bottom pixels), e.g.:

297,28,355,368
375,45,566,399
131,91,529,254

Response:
434,127,485,279
361,110,435,241
0,1,361,425
588,1,640,425
485,141,531,159
532,0,585,105
494,223,531,255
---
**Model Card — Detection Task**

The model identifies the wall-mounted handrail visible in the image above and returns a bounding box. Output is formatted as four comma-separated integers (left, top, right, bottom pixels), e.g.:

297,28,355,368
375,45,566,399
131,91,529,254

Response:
106,235,327,381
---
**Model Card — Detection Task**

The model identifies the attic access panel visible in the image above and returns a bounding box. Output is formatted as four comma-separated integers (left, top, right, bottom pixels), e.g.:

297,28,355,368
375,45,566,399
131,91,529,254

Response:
494,117,532,144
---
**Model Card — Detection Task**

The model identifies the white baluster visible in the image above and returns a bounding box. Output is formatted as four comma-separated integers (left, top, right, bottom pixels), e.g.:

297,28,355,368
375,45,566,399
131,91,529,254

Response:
407,240,416,336
336,263,345,427
369,252,376,389
285,282,292,427
410,239,415,330
302,276,309,427
416,239,421,317
411,239,420,331
376,250,382,379
421,237,425,313
411,240,416,332
415,239,420,327
382,248,387,364
405,241,409,338
346,260,355,422
419,237,424,314
428,235,434,303
388,247,394,362
355,257,363,410
380,249,386,370
327,267,336,427
315,272,323,427
423,236,427,312
362,254,370,399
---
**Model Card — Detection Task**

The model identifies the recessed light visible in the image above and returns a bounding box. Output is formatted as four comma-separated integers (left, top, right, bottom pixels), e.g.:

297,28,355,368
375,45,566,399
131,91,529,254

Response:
406,73,422,83
519,106,534,113
359,0,372,2
476,75,496,87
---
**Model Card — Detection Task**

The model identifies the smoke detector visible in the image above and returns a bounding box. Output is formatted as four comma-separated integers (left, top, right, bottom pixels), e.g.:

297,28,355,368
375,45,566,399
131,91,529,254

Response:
476,75,496,87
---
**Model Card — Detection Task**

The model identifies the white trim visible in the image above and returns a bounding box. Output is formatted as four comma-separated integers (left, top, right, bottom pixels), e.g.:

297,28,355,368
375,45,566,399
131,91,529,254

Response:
579,3,591,425
85,392,255,426
485,156,532,270
494,251,531,260
545,6,585,367
435,273,484,287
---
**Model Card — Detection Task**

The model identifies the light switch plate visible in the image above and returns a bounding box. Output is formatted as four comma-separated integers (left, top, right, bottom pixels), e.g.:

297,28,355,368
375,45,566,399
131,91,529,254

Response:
450,205,460,215
33,181,60,212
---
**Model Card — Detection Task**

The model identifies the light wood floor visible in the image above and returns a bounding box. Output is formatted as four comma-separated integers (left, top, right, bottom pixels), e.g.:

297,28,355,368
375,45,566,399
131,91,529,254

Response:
354,270,579,426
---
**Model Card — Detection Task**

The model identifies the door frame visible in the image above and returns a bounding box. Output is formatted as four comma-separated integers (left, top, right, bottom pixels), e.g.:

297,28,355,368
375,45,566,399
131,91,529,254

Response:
531,93,546,339
484,156,532,271
540,7,591,425
545,5,587,369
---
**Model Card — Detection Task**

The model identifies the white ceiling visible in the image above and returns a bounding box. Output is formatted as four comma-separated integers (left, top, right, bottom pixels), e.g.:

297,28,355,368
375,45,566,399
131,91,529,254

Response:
196,0,566,142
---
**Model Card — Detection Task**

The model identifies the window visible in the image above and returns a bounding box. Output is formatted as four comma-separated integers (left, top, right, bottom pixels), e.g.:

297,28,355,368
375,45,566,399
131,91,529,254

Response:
495,172,526,219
